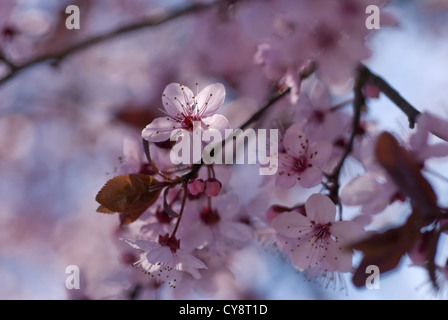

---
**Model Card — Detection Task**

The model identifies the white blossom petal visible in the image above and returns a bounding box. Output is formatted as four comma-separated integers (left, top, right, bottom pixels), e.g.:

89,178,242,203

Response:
196,83,226,117
142,117,181,142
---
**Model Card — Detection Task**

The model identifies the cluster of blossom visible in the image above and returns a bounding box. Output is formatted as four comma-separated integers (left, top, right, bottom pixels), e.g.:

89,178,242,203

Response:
88,0,448,299
4,0,447,300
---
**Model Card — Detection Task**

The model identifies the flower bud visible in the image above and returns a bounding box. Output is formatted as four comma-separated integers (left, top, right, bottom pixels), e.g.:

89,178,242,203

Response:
187,178,205,196
204,178,222,197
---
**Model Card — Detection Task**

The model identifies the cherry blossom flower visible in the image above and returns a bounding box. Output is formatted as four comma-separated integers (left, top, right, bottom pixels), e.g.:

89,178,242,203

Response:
276,125,332,188
341,125,448,215
271,193,365,273
340,172,405,215
142,83,230,142
179,194,254,252
125,234,207,288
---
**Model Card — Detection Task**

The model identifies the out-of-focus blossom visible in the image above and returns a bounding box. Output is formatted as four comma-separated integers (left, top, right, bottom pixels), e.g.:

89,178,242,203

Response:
276,125,332,188
271,193,365,273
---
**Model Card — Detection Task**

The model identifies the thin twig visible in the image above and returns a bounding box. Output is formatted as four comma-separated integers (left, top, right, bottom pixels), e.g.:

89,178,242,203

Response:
362,64,421,128
0,2,217,87
326,65,367,215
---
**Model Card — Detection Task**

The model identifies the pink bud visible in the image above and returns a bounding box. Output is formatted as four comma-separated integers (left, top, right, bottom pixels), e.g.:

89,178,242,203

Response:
187,178,205,196
363,83,380,98
204,178,222,197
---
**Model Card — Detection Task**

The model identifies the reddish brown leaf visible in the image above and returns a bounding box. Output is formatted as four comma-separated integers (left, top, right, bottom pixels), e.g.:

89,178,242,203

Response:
375,132,438,220
96,205,115,214
95,174,164,225
351,214,421,287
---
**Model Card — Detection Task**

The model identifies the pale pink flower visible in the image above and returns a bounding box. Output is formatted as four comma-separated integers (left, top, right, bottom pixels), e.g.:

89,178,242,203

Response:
271,193,365,273
276,125,332,188
410,111,448,159
142,83,230,142
179,194,254,252
125,234,207,288
340,172,404,215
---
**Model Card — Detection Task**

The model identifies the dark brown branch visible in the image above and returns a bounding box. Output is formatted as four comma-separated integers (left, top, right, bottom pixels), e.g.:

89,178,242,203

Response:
362,65,421,128
0,2,217,87
326,65,367,214
240,61,317,130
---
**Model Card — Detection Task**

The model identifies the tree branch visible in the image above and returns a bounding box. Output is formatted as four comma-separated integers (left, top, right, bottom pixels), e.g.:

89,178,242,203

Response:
362,65,421,128
326,65,367,214
0,1,217,87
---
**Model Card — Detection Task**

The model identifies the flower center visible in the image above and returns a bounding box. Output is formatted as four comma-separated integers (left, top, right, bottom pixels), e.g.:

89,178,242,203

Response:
311,110,325,124
182,113,200,130
312,222,332,241
158,233,180,253
294,156,308,173
200,206,221,225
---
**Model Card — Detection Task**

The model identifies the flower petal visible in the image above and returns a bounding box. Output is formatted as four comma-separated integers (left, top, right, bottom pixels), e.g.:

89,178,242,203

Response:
196,83,226,117
308,140,332,167
297,165,322,188
305,193,336,224
271,211,312,238
282,125,307,159
219,221,254,243
142,117,181,142
146,246,173,264
275,172,297,189
340,175,380,206
176,249,208,270
419,143,448,160
202,114,231,133
330,221,366,244
162,83,194,117
125,239,159,252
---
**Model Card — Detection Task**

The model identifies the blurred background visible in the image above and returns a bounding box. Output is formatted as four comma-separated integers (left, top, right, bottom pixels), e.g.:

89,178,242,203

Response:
0,0,447,299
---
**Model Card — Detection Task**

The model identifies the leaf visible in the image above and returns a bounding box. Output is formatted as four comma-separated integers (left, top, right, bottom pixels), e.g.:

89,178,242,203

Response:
350,214,421,288
95,174,164,225
375,132,439,220
97,205,115,214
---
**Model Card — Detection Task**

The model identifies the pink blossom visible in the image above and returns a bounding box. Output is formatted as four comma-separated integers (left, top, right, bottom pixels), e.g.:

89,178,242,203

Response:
179,194,254,252
271,193,365,273
276,125,332,188
340,172,405,215
125,234,207,288
142,83,230,142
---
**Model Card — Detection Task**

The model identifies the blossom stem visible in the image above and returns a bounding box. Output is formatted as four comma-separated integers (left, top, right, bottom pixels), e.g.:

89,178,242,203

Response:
170,183,188,237
142,139,174,181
